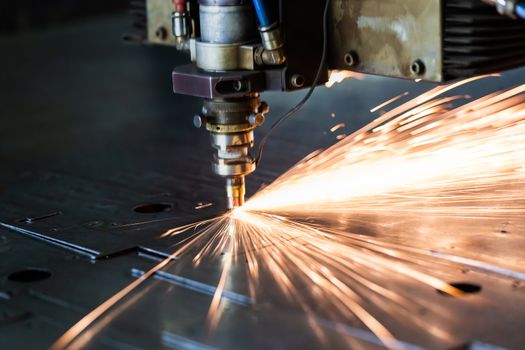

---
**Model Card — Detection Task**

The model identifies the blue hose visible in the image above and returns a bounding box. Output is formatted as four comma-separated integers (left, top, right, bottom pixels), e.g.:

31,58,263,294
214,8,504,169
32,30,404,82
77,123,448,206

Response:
252,0,272,27
516,3,525,19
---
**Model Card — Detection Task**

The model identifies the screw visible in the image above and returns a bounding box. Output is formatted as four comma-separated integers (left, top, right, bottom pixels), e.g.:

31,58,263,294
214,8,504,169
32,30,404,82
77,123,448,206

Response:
233,80,245,92
249,113,265,126
344,51,358,67
410,59,425,76
193,114,205,128
290,74,305,88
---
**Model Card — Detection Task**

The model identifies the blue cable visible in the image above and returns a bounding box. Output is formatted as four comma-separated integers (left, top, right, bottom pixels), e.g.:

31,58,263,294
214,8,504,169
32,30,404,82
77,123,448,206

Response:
516,3,525,19
252,0,272,27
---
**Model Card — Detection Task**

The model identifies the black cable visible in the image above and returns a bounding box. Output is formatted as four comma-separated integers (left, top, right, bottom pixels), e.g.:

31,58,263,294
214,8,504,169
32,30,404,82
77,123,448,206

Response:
255,0,331,166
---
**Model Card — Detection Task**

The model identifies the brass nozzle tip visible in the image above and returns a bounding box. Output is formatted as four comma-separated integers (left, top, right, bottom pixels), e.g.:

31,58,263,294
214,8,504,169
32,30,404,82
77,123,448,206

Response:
226,176,246,209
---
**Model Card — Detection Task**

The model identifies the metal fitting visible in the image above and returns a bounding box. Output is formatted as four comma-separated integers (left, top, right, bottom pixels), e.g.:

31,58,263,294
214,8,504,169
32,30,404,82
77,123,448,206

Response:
206,123,253,133
201,96,262,207
172,11,191,38
259,23,284,50
195,41,257,71
249,113,265,126
253,23,286,66
254,46,286,66
210,129,256,179
211,131,254,151
203,96,260,121
170,11,192,52
213,156,256,177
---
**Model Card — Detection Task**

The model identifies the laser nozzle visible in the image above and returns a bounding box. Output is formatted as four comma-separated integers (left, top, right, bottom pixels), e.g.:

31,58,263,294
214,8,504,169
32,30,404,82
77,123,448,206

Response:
226,176,246,209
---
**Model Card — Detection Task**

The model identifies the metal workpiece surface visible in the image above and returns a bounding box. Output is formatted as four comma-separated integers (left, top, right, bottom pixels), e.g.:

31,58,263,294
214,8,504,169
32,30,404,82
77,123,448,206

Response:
1,14,525,350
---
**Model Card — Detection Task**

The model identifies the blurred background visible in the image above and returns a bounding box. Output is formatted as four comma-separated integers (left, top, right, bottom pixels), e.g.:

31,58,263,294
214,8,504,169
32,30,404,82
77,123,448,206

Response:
0,1,128,33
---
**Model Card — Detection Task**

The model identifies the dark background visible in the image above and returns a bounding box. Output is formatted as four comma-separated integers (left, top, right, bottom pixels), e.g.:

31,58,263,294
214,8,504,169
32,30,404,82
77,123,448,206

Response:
0,1,129,33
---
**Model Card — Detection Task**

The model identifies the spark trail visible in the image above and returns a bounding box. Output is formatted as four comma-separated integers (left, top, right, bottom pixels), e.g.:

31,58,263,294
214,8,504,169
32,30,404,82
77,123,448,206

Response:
160,211,466,350
245,77,525,218
162,78,525,348
53,77,525,349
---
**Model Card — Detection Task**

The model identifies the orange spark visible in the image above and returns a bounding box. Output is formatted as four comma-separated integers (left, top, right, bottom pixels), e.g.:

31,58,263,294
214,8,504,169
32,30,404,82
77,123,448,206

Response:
370,91,409,113
244,76,523,213
49,216,217,350
196,202,213,209
325,70,364,88
52,75,525,350
330,123,345,132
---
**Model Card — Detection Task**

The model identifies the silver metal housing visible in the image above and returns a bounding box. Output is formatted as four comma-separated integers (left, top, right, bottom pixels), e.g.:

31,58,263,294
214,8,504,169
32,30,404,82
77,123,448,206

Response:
210,131,256,177
195,42,256,71
172,11,191,38
259,24,284,51
199,4,257,44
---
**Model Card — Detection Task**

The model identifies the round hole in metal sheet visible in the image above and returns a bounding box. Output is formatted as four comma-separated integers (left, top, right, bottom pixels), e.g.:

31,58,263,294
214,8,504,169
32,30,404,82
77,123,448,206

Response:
438,282,482,296
133,203,173,214
8,268,51,283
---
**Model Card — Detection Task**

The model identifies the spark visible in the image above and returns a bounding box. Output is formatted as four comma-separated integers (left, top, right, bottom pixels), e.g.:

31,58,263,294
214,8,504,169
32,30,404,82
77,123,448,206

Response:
49,217,215,350
370,91,409,113
244,75,523,214
325,70,364,88
53,76,525,349
53,210,467,349
162,210,467,349
49,252,176,350
330,122,346,132
196,202,213,209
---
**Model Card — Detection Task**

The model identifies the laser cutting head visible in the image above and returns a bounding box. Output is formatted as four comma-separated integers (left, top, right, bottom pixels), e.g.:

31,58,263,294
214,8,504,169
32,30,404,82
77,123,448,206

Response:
129,0,332,208
197,96,265,208
167,0,300,209
132,0,525,209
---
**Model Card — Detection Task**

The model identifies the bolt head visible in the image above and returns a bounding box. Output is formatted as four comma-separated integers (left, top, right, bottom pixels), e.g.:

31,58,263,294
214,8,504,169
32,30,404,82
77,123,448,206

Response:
249,113,265,126
193,114,204,128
